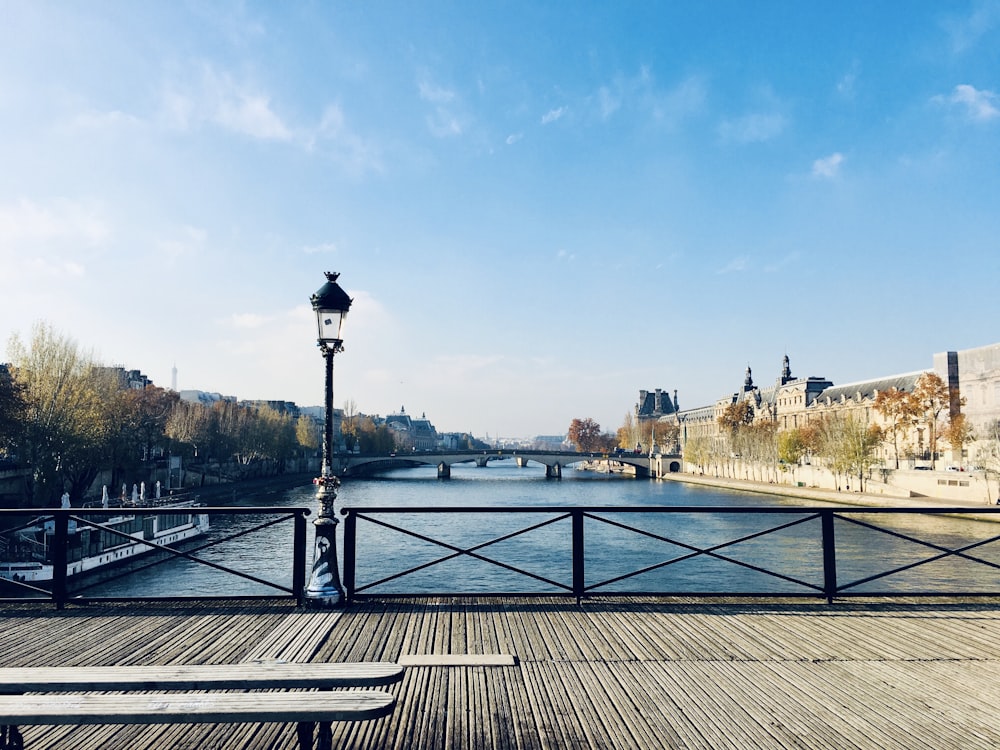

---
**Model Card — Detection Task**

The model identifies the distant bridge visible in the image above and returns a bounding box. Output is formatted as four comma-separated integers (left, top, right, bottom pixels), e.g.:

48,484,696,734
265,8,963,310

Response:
332,449,683,479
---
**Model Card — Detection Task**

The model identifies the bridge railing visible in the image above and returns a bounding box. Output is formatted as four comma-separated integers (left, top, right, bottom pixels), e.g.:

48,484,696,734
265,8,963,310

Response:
0,506,310,609
340,505,1000,603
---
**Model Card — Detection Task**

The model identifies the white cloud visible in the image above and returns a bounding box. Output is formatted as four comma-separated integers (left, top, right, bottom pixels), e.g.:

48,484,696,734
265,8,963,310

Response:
812,152,844,178
417,75,466,138
159,66,292,141
214,92,291,140
155,225,207,263
556,249,576,262
943,2,1000,53
936,84,1000,122
229,312,272,329
417,79,456,104
303,242,338,255
717,256,749,274
313,104,383,173
67,109,143,131
505,132,523,145
648,75,707,126
597,86,621,119
541,107,566,125
0,198,110,248
718,112,787,143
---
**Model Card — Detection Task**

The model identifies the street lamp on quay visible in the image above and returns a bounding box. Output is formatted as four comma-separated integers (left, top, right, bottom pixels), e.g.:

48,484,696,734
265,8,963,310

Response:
304,271,353,608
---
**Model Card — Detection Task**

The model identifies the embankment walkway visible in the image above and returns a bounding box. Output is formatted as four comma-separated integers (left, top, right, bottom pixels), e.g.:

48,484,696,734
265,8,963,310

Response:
3,596,1000,749
660,472,995,510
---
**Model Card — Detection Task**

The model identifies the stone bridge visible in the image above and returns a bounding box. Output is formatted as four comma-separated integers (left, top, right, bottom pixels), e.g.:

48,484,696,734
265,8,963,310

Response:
332,449,683,479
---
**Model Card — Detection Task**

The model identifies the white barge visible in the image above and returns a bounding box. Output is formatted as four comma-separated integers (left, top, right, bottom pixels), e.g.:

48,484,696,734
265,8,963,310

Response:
0,499,210,583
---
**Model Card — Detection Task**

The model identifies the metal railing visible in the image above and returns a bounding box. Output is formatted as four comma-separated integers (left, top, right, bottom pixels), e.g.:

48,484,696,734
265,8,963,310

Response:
0,506,310,608
341,505,1000,603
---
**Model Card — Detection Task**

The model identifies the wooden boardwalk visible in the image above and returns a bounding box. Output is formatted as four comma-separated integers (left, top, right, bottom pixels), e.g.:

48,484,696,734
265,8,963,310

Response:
2,597,1000,749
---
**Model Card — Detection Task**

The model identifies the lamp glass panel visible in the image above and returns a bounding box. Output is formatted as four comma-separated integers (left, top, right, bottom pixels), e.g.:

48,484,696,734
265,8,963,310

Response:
317,310,345,342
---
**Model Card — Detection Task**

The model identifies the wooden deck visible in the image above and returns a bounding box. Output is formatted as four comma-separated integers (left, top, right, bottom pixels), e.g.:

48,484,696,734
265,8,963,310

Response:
3,597,1000,749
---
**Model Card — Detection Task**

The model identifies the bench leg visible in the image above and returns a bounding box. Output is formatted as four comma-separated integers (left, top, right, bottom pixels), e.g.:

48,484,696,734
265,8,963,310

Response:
317,722,332,750
295,721,332,750
1,725,24,750
296,721,313,749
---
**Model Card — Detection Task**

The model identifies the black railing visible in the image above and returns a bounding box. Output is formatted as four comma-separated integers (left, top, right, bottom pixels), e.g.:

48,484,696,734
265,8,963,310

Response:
341,505,1000,603
0,506,310,608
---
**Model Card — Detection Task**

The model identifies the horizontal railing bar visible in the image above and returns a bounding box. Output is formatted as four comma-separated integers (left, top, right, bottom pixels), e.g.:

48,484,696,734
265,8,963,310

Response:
343,505,1000,515
0,506,311,516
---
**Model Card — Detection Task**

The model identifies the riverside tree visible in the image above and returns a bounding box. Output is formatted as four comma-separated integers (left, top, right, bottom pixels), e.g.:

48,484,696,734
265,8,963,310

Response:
873,387,919,469
912,373,953,468
568,418,602,451
6,323,120,506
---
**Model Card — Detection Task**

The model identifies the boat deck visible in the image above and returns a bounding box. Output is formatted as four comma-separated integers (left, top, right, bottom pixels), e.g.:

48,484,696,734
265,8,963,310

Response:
2,597,1000,749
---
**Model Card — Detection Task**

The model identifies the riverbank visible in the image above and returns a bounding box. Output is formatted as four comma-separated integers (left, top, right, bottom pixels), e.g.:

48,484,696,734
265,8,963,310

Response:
181,472,316,504
661,471,996,510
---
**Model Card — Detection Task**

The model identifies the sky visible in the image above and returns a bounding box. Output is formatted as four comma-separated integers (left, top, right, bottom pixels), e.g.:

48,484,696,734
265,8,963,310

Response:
2,2,999,440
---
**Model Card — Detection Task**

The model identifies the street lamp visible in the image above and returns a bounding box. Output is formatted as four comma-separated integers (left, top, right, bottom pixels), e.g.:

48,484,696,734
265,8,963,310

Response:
304,271,353,607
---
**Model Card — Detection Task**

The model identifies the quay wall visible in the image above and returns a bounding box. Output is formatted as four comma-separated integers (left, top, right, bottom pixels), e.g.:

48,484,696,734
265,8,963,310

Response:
665,465,996,509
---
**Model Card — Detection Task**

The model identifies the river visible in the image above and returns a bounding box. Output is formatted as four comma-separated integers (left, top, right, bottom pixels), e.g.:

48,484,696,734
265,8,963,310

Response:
82,463,1000,599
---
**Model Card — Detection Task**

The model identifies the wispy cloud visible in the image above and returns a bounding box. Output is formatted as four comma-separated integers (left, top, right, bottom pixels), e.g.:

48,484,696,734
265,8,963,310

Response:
505,133,523,145
648,75,707,126
0,198,110,248
159,65,292,141
418,75,465,137
541,107,566,125
718,112,787,143
812,152,845,178
556,248,576,262
302,242,338,255
935,84,1000,122
943,1,1000,53
717,256,749,274
155,225,206,263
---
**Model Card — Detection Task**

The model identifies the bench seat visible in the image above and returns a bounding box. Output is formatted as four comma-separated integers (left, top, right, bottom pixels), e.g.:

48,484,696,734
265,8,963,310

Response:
0,662,403,693
0,689,395,724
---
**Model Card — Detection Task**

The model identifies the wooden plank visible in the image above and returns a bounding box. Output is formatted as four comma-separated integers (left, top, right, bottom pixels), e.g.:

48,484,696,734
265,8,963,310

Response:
0,690,395,724
0,662,403,691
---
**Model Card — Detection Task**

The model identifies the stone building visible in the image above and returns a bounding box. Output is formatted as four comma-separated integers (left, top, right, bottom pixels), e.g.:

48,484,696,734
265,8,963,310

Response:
673,343,1000,468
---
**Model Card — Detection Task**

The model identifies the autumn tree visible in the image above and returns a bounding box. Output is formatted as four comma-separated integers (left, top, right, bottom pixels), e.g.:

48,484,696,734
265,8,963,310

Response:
718,400,754,433
912,373,951,469
683,435,712,473
296,415,320,453
568,418,603,451
6,323,118,506
0,365,25,457
941,412,975,466
815,414,882,492
873,387,918,469
975,420,1000,503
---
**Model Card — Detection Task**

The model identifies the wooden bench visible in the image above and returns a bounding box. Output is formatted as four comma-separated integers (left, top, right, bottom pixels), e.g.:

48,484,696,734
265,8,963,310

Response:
0,662,403,750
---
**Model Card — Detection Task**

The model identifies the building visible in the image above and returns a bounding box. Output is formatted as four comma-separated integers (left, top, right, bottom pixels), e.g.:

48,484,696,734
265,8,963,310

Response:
384,406,439,451
672,343,1000,468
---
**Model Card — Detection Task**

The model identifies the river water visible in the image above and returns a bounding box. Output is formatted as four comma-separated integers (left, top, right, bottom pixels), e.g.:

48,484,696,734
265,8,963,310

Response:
82,463,1000,599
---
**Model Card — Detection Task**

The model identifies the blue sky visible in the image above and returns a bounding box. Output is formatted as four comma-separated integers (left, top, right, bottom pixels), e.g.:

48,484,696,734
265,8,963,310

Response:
2,2,999,438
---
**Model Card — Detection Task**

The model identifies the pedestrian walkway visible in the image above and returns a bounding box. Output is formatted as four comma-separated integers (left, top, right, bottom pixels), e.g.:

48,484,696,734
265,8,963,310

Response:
3,596,999,748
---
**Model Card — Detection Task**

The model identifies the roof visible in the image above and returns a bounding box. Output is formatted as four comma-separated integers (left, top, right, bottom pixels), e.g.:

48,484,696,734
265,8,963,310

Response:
813,371,926,404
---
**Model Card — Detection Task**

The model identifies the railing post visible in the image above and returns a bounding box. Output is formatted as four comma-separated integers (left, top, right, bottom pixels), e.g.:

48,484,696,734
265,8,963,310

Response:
821,510,837,604
293,510,307,606
572,509,584,604
51,511,69,610
343,509,356,605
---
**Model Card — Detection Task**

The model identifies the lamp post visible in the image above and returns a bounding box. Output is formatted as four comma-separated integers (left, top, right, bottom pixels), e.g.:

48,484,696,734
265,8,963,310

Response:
304,271,353,608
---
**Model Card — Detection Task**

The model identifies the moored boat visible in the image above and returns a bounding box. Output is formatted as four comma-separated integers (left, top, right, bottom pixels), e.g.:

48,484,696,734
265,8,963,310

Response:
0,498,210,584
